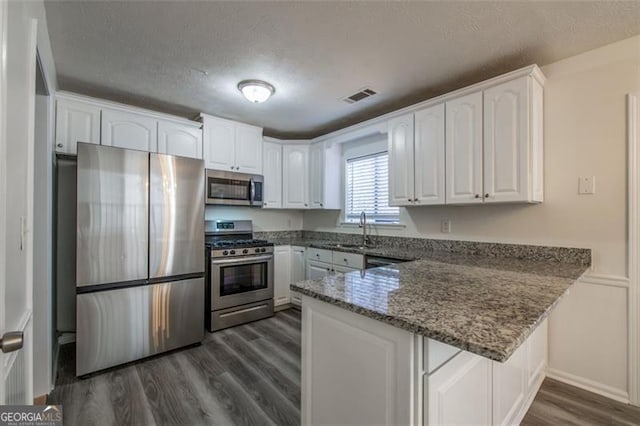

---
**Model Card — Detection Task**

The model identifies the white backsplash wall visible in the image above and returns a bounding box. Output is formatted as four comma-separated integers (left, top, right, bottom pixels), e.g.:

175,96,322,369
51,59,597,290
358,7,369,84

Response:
205,205,303,232
304,35,640,402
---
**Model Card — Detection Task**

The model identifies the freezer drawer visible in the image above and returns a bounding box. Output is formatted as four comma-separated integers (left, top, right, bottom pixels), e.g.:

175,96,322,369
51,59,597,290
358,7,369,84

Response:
76,277,204,376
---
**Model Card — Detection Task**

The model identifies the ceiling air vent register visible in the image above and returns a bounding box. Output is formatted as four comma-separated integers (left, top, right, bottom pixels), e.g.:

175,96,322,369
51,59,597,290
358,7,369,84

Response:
343,87,377,104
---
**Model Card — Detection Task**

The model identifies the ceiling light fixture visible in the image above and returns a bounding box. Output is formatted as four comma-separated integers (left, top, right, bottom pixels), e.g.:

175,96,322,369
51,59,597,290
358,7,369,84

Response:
237,80,275,103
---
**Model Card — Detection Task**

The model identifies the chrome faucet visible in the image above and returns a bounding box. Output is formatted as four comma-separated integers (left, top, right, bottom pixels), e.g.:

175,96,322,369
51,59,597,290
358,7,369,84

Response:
359,211,370,247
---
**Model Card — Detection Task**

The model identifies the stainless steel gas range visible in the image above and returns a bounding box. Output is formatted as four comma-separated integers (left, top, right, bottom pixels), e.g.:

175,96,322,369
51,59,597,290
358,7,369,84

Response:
205,220,274,332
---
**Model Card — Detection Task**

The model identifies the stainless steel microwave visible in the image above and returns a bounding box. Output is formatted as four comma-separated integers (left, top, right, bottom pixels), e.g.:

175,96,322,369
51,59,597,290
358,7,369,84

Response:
205,169,264,207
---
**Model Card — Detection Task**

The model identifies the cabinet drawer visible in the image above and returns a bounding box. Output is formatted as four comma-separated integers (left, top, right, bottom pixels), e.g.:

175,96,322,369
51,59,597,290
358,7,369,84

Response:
332,251,364,269
308,248,332,263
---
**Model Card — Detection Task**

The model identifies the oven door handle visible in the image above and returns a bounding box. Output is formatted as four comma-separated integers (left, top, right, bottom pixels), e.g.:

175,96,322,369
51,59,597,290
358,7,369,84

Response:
211,254,274,265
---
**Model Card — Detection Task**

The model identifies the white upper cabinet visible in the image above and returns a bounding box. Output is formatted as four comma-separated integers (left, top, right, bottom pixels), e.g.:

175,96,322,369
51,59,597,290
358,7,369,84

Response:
101,109,158,152
388,113,415,206
484,76,543,203
55,99,101,155
414,103,446,205
445,92,484,204
235,124,263,173
262,141,283,208
309,142,341,209
282,144,309,209
202,114,263,174
157,120,202,159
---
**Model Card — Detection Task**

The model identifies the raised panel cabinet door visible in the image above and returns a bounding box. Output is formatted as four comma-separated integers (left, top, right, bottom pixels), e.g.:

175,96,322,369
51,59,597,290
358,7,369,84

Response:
306,260,332,280
157,120,203,159
262,141,283,208
492,343,526,426
309,143,324,208
483,77,530,203
282,145,309,209
55,99,101,154
445,92,483,204
427,351,492,426
414,103,445,205
235,124,263,174
274,246,291,306
387,113,415,206
101,109,158,152
202,115,235,171
291,246,307,283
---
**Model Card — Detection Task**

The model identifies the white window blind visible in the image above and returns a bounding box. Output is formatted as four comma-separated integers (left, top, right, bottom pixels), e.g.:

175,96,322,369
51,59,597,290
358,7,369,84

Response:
345,151,399,223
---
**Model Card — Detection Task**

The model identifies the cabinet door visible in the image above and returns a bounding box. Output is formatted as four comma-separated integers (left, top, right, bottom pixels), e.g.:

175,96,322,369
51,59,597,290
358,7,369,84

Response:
387,113,415,206
274,246,291,306
55,99,101,154
101,109,158,152
157,120,203,159
445,92,483,204
235,124,263,174
309,143,324,208
492,344,526,426
414,104,445,205
484,77,529,203
262,141,282,208
202,115,235,171
291,246,306,283
282,145,309,209
306,260,332,280
427,351,492,426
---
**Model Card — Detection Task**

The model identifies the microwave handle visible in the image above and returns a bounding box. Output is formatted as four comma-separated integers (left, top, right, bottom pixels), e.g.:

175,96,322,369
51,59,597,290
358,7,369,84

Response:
250,178,255,203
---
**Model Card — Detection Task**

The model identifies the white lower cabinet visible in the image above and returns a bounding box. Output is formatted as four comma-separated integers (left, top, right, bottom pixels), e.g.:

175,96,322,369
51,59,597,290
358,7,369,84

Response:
307,259,332,280
306,248,364,278
300,295,548,426
291,246,306,283
427,351,493,426
274,245,291,307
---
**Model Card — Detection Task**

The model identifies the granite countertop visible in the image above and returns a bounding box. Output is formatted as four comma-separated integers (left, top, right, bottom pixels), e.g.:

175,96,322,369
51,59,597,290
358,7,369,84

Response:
290,254,589,362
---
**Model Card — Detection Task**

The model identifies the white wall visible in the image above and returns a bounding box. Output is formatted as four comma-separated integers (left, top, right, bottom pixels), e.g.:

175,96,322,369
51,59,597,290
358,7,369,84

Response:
205,205,303,232
5,0,57,399
304,36,640,402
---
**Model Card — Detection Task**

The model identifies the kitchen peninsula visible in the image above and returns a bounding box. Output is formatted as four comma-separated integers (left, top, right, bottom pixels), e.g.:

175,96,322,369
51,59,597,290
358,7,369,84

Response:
291,245,590,425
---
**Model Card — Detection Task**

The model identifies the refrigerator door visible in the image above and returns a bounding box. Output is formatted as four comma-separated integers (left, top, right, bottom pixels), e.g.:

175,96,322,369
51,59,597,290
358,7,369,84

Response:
76,277,205,376
149,153,205,279
76,143,149,287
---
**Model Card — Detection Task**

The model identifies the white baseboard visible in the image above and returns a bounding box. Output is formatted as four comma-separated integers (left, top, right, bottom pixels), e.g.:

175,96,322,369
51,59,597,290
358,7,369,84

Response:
547,368,630,404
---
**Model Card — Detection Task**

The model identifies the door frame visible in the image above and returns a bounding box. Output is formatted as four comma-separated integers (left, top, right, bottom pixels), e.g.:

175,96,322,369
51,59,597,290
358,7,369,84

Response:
0,0,7,404
628,92,640,406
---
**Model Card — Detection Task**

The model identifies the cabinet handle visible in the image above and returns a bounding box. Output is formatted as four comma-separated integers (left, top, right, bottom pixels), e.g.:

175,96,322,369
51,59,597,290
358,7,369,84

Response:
316,253,320,257
263,202,267,206
320,203,323,207
57,143,63,148
485,193,490,198
343,258,348,262
304,203,308,207
230,165,234,169
414,198,418,202
408,198,411,202
236,166,240,170
475,194,480,198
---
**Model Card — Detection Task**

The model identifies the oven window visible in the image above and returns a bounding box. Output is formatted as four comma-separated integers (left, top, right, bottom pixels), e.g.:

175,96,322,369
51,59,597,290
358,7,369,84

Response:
219,262,268,296
208,177,249,200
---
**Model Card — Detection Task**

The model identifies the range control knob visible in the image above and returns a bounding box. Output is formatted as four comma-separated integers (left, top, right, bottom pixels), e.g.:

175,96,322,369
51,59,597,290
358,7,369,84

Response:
255,248,260,253
222,250,229,256
230,250,236,255
260,248,266,253
242,249,249,254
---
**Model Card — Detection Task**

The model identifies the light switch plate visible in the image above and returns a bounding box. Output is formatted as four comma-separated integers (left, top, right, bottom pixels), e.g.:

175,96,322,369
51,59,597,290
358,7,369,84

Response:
579,176,596,194
441,219,451,233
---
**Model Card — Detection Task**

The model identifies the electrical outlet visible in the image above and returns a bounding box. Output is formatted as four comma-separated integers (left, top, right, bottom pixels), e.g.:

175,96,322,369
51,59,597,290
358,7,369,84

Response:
578,176,596,194
441,219,451,233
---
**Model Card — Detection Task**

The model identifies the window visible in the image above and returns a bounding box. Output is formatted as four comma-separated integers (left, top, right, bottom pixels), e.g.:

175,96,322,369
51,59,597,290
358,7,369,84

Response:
345,151,399,223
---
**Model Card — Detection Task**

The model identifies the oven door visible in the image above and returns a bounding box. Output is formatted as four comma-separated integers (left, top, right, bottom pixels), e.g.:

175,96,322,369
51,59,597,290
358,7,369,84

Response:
211,254,274,310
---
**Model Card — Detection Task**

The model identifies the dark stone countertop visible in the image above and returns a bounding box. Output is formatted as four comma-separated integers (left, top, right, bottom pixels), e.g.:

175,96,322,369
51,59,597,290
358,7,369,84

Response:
289,244,589,362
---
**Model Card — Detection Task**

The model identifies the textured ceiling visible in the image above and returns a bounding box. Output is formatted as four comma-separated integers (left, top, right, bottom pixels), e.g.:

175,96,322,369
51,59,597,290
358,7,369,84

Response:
45,1,640,138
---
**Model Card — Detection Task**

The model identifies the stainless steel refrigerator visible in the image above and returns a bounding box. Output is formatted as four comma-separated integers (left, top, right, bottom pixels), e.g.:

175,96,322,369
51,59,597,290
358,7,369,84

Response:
75,143,204,376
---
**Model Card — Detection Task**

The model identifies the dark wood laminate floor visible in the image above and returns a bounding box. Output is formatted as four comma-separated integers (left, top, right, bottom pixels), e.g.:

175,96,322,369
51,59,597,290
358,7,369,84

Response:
49,307,640,425
48,308,301,426
522,377,640,426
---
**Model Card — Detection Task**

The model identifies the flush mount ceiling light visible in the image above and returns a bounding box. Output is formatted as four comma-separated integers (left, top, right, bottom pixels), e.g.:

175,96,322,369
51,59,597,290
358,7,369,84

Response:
237,80,275,103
